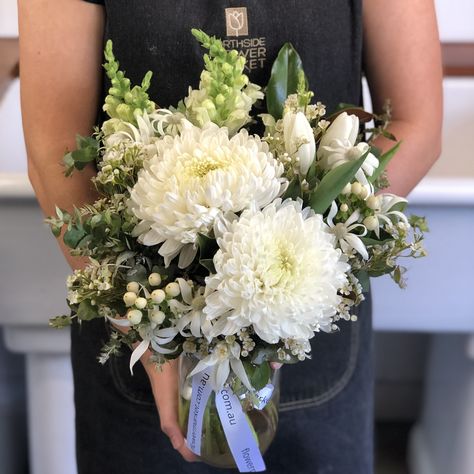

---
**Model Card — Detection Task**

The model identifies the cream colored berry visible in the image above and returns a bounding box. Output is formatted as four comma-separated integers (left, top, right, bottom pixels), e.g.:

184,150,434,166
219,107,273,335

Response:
363,216,379,231
135,297,147,309
351,182,362,196
165,282,180,297
366,195,380,210
151,289,166,304
150,309,166,325
126,281,140,294
359,186,369,199
123,291,137,307
340,203,349,213
127,309,142,325
148,273,162,287
341,183,352,195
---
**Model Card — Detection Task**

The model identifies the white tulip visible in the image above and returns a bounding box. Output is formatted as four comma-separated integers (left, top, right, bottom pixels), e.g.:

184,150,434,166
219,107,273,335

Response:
317,111,379,185
283,111,316,176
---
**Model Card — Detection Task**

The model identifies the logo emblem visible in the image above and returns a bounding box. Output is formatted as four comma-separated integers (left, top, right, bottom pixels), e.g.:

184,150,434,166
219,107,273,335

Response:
225,7,249,37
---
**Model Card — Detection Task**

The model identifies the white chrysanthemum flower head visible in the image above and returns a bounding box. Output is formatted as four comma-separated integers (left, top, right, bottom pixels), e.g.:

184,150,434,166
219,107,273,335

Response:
128,121,285,268
204,199,350,344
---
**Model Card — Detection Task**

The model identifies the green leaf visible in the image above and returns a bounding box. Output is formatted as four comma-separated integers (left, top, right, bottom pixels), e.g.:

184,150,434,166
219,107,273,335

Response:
309,151,368,214
199,258,216,274
126,264,148,284
266,43,305,119
282,176,302,200
369,142,401,183
63,226,87,249
354,270,370,293
76,300,98,321
49,315,73,329
243,361,271,391
197,233,218,259
360,236,394,247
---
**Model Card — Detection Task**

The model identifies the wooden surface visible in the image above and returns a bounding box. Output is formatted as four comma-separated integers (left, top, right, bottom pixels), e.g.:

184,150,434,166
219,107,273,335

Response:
442,42,474,76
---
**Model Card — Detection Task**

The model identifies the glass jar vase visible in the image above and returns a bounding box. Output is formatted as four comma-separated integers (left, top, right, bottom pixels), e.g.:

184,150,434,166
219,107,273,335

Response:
178,354,280,469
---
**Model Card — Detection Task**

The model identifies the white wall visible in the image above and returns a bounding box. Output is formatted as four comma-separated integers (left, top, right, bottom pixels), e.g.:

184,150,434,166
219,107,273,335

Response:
435,0,474,41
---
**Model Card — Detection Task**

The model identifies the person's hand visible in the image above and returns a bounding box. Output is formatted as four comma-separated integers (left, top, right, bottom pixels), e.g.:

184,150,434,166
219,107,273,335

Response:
112,321,198,462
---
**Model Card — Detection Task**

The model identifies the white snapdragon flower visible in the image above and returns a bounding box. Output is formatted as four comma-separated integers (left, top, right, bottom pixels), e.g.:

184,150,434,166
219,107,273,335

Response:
129,121,285,268
283,111,316,176
317,112,379,185
204,199,349,344
326,201,368,260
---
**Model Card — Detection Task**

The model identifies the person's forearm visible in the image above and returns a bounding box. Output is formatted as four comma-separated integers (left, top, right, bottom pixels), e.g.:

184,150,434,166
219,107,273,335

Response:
372,119,442,197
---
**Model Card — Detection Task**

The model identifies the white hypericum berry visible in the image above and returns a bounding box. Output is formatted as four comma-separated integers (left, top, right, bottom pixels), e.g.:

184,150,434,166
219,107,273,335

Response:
150,309,166,324
151,289,166,304
340,203,349,213
351,182,362,196
127,309,142,325
363,215,379,231
148,273,162,287
126,282,140,294
135,297,147,309
165,282,180,297
366,195,380,210
341,183,352,195
123,291,137,307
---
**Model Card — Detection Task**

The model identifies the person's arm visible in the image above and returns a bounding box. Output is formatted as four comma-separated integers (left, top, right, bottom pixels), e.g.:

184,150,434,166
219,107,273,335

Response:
18,0,195,462
363,0,443,196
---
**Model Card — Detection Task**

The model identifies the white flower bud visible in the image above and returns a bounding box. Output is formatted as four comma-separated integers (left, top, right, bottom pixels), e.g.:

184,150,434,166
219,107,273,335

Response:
359,186,369,199
366,195,381,210
127,309,142,325
150,309,166,325
165,282,180,297
151,289,166,304
148,273,162,287
126,282,140,294
363,216,379,231
351,182,362,196
123,291,137,307
340,203,349,212
135,297,147,309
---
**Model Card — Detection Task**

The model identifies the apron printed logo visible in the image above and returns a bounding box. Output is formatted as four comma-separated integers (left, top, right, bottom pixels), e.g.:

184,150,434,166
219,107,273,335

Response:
225,7,249,37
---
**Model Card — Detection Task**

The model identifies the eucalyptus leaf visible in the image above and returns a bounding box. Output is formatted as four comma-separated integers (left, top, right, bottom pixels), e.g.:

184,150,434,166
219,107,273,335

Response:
369,142,401,183
199,258,216,274
309,151,368,214
63,226,87,249
354,270,370,293
243,361,271,391
77,300,98,321
282,176,302,200
266,43,305,120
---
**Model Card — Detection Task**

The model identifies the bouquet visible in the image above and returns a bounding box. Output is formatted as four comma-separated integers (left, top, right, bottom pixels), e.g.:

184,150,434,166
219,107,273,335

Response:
48,30,427,472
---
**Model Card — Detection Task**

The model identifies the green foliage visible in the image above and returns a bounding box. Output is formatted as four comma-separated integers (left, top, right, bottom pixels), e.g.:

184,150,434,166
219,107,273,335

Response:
103,40,155,123
243,361,271,391
63,135,99,177
282,176,302,200
49,315,73,329
369,142,401,184
197,233,218,273
266,43,306,119
77,299,98,321
309,151,368,214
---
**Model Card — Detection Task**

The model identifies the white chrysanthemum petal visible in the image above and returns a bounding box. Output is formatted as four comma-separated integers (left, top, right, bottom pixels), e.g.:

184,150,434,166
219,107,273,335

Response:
129,122,285,267
204,199,349,344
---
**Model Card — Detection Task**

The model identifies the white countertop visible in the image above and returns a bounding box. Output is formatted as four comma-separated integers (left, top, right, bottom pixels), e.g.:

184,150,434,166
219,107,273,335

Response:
1,172,473,205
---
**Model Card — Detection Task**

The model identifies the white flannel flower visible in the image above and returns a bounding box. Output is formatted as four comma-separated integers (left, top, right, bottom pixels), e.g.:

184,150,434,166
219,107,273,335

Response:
364,194,409,238
204,199,349,344
129,121,285,268
188,340,252,391
317,112,379,185
327,201,368,260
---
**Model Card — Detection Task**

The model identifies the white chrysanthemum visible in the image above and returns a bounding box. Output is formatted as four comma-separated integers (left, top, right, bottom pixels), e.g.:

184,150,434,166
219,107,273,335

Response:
204,199,350,344
129,121,285,267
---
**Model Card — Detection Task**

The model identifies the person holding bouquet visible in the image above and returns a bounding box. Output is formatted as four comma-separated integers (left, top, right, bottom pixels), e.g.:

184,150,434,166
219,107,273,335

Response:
18,0,442,473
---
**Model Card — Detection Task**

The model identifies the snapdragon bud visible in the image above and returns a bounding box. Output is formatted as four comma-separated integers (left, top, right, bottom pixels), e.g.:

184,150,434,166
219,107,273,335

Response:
150,309,166,325
151,289,166,304
127,309,142,325
126,281,140,294
148,273,162,287
165,282,180,297
123,291,137,307
135,297,147,310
